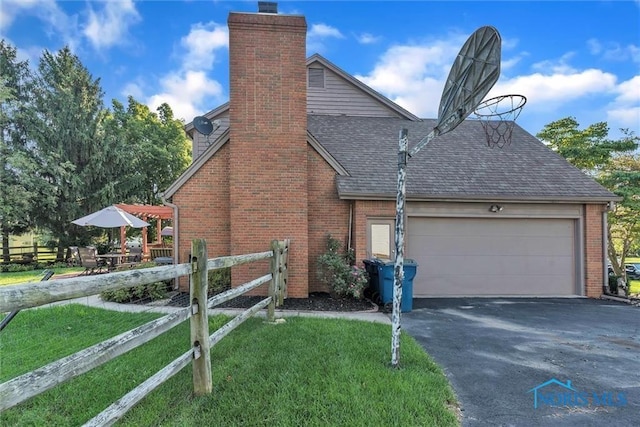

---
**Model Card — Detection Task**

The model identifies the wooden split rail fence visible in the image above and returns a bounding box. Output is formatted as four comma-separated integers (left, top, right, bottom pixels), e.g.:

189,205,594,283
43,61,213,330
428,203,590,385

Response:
0,239,289,426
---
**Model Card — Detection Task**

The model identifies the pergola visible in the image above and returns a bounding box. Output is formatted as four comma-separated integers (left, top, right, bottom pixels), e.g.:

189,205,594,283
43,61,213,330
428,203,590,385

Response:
115,204,173,257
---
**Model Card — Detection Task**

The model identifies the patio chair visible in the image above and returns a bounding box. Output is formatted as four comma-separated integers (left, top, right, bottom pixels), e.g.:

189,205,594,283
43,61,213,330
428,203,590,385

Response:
78,246,107,275
67,246,80,266
126,245,142,263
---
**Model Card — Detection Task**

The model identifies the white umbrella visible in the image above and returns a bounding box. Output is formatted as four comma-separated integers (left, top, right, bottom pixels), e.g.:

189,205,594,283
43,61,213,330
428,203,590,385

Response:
160,226,173,236
72,205,150,228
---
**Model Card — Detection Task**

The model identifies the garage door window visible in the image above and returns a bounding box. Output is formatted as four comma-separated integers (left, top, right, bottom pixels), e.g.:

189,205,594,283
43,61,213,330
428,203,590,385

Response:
368,220,394,260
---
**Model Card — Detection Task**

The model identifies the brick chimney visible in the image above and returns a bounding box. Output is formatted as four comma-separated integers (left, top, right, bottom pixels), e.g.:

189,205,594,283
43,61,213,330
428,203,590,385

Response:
227,7,309,297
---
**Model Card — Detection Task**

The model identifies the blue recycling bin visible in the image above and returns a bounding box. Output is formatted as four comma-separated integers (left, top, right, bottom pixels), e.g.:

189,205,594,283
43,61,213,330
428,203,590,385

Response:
364,259,417,312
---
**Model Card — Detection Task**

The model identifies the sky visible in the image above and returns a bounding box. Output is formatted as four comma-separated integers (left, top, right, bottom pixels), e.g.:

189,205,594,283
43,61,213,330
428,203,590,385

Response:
1,0,639,140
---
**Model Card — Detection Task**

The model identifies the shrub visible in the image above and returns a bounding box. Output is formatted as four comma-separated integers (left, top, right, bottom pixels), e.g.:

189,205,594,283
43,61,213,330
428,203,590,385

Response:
208,268,231,296
317,235,368,299
100,282,168,303
100,263,169,303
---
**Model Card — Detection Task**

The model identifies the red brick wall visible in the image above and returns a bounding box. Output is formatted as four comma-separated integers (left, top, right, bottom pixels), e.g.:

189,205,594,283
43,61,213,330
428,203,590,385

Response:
228,13,309,298
173,144,231,291
584,203,606,297
307,148,351,292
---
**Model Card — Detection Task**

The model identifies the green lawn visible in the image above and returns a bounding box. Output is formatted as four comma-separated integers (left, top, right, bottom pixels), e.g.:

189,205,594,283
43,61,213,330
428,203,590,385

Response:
0,267,84,286
0,305,459,426
622,258,640,294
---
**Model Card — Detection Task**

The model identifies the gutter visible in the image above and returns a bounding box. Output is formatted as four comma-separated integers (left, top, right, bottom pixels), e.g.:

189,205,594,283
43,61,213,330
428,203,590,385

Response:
161,195,179,290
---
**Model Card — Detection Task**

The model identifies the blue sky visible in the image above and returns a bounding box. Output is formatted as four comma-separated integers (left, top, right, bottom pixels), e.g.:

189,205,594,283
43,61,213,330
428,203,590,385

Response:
2,0,639,139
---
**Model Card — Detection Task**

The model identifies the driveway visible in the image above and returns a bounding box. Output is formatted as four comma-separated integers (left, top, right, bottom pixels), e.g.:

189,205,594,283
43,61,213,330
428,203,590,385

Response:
402,298,639,426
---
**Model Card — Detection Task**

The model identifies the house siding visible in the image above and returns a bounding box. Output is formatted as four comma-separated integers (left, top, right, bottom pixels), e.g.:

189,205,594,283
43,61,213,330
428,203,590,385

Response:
307,64,404,118
307,147,351,292
173,144,231,291
228,12,309,298
193,112,229,161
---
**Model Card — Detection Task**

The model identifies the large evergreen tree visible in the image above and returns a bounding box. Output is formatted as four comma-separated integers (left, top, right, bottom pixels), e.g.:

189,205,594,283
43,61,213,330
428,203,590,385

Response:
26,46,111,256
0,41,42,262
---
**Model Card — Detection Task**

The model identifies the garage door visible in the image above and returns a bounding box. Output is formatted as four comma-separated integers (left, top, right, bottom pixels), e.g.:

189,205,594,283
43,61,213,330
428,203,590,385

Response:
407,217,576,296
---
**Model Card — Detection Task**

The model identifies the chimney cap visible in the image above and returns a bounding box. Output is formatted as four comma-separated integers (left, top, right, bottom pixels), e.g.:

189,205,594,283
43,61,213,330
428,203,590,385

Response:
258,2,277,14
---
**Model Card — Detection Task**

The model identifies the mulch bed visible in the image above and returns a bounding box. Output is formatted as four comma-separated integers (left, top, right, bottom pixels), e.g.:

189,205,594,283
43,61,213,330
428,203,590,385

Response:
166,291,377,312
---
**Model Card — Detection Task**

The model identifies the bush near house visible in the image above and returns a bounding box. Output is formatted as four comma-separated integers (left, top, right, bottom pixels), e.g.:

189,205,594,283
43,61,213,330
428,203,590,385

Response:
317,235,369,299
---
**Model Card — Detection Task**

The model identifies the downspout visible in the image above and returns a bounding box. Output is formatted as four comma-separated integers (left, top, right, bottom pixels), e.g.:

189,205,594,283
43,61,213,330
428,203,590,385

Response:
603,202,613,294
162,195,179,290
347,201,353,251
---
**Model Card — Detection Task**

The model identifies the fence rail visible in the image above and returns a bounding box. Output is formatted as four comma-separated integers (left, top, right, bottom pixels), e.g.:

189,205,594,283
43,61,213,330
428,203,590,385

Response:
1,243,59,264
0,238,290,426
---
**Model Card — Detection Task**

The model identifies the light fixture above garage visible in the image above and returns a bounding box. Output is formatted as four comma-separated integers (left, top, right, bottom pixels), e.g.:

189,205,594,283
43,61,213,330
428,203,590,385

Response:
489,204,503,212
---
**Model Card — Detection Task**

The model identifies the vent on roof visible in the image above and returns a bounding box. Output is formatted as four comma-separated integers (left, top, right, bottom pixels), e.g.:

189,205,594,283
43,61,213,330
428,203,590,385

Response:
258,2,277,13
308,67,325,89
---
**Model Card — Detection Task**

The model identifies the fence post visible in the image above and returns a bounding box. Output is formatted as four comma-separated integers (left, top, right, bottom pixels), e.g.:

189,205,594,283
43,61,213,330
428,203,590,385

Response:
190,239,212,395
279,239,290,305
267,240,281,322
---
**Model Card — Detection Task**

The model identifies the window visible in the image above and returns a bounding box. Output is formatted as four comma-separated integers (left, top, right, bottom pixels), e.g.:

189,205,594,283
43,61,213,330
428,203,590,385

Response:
308,67,325,89
367,219,395,260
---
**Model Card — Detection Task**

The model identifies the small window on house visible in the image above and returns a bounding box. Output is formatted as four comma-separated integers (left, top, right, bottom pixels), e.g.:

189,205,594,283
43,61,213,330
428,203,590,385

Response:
368,219,395,260
308,67,325,89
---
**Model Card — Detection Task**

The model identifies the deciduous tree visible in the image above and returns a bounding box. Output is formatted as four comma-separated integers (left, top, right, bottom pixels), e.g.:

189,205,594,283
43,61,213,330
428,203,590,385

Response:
537,117,640,282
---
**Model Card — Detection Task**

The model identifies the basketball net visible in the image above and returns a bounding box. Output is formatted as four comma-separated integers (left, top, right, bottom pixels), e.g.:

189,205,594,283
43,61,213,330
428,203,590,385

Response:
473,94,526,148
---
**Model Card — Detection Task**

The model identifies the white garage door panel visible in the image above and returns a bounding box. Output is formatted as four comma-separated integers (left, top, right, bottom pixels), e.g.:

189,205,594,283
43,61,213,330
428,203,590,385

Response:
408,217,576,296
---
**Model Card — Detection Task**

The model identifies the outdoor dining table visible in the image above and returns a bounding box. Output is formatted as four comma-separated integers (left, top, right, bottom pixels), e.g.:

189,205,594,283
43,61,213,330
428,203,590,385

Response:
96,253,126,270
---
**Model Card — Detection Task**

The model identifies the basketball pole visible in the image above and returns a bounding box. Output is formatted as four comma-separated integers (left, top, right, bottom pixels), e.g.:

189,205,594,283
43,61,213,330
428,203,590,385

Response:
391,129,408,368
391,128,437,368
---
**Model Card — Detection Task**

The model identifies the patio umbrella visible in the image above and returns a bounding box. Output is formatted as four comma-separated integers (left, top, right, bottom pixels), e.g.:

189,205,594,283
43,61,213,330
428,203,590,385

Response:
72,205,150,255
160,226,173,236
72,205,150,228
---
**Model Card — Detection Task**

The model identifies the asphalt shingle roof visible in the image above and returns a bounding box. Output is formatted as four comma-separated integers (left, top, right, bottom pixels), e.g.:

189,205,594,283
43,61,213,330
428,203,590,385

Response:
307,115,616,202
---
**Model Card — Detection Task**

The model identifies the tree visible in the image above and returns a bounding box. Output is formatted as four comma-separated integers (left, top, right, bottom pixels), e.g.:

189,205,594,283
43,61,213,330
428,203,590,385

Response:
103,97,190,205
599,155,640,277
537,117,637,172
25,46,112,257
0,41,41,262
537,117,640,283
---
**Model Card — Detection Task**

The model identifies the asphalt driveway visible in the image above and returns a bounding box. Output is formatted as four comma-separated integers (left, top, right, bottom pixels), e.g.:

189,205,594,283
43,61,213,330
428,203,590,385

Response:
402,298,639,426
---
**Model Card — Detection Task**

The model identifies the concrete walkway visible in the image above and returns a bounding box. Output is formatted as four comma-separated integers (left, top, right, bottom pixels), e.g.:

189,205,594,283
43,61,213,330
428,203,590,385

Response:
47,294,392,324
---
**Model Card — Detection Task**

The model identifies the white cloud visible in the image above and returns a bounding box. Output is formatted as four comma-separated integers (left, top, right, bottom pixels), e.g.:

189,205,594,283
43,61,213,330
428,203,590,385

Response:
356,33,381,45
0,0,79,50
308,23,344,39
608,106,640,128
307,23,344,53
607,75,640,128
532,52,577,74
614,75,640,104
121,82,144,100
180,22,228,71
147,71,224,122
83,0,141,50
490,69,617,105
588,38,640,63
354,37,466,116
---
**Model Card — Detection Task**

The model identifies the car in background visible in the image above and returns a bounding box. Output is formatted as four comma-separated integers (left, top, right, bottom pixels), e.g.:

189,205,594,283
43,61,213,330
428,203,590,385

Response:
625,264,640,280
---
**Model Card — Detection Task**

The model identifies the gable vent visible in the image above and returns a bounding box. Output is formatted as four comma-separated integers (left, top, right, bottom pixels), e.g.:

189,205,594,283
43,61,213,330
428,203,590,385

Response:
308,67,325,89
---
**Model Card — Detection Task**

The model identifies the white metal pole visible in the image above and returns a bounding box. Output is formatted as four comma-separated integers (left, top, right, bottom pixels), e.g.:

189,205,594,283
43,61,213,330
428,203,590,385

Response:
391,129,408,368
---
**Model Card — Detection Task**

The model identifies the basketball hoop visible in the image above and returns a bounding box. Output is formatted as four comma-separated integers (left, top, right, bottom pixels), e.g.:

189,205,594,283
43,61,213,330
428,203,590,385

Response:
474,94,526,148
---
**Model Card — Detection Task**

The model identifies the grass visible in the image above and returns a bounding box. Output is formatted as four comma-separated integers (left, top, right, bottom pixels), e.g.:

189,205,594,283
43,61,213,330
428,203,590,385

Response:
621,258,640,294
0,267,84,286
0,305,459,426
